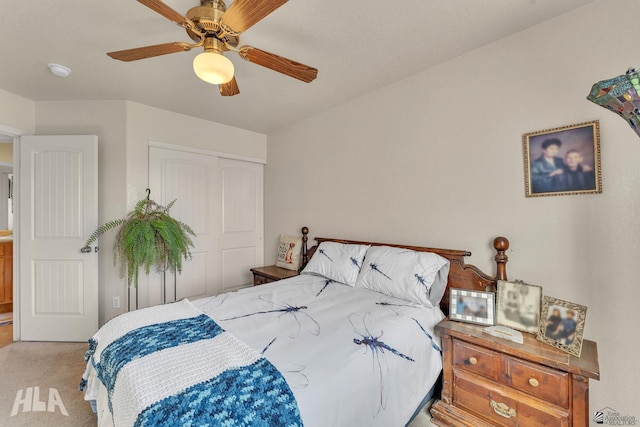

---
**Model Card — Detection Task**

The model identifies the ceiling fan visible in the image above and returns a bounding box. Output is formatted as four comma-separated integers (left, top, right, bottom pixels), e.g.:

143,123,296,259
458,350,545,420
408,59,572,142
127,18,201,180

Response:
107,0,318,96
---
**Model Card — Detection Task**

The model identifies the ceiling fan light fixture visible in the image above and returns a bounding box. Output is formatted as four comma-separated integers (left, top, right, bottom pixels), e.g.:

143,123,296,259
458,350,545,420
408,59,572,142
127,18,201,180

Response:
193,51,234,85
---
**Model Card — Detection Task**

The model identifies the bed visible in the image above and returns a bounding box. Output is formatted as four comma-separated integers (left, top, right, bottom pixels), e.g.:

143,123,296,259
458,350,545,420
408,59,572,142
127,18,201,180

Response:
81,228,509,427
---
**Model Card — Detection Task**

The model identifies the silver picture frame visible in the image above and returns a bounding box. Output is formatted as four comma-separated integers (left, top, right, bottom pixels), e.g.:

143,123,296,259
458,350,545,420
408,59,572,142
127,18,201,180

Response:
496,279,542,334
449,288,495,326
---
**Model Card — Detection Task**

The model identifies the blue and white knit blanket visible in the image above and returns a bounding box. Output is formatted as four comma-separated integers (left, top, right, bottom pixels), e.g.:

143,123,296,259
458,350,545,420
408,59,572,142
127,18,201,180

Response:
81,299,302,427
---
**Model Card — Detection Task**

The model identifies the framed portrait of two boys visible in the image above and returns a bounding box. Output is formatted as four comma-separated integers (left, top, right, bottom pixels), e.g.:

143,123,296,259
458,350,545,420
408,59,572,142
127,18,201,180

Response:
523,120,602,197
537,296,587,357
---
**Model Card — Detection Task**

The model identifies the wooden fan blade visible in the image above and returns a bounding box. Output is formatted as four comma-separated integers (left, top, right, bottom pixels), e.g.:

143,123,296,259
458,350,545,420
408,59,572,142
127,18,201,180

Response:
221,0,288,33
107,42,191,62
239,47,317,83
219,76,240,96
137,0,190,26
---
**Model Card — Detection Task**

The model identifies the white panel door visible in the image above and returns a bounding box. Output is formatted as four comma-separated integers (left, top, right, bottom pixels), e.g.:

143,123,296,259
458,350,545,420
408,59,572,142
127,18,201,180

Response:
148,147,220,304
19,135,98,341
219,158,263,293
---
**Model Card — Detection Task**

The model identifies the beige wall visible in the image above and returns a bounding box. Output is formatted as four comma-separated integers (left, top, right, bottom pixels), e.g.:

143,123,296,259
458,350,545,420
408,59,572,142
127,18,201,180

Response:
265,0,640,417
35,100,267,325
0,88,35,135
0,143,12,163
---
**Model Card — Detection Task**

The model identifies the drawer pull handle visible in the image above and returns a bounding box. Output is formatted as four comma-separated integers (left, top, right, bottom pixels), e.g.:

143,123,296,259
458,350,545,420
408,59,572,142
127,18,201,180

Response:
490,400,516,419
468,357,478,365
529,378,539,387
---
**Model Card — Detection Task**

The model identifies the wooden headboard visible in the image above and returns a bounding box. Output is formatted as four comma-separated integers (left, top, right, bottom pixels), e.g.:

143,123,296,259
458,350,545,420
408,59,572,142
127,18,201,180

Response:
298,227,509,313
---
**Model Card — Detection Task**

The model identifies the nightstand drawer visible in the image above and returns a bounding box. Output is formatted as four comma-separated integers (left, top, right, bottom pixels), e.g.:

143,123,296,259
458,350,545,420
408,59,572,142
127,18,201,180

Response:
250,265,299,286
452,339,501,382
507,357,569,408
253,274,273,286
455,372,569,427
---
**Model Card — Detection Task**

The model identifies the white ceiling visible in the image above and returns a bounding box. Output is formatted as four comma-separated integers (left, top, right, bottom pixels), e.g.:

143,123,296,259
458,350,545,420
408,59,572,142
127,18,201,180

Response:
0,0,595,134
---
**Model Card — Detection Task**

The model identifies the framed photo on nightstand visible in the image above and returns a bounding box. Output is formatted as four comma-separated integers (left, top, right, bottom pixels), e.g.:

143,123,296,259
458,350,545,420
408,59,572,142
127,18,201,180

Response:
496,280,542,334
449,288,495,326
537,296,587,357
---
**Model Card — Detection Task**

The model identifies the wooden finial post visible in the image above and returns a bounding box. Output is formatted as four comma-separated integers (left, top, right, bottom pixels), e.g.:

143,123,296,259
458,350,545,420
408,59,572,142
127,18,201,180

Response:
493,236,509,282
301,227,309,269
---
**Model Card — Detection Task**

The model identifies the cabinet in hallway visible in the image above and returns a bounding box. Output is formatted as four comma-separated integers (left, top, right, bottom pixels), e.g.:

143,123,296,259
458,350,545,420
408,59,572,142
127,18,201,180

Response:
0,240,12,312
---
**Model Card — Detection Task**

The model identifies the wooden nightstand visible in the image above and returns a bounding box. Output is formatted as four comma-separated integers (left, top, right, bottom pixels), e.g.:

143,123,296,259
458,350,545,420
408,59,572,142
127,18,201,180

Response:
431,320,599,427
250,265,299,286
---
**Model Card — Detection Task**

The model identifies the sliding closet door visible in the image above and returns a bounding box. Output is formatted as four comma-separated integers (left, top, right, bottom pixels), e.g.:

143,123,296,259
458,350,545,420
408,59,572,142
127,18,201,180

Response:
148,147,219,305
148,146,263,306
219,158,263,294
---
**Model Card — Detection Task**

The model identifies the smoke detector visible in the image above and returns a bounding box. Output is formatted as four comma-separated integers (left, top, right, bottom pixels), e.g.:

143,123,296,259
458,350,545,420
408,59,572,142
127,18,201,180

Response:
48,63,72,78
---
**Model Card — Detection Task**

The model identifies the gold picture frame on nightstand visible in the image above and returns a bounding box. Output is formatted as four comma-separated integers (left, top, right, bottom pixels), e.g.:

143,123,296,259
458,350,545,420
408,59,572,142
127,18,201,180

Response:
537,296,587,357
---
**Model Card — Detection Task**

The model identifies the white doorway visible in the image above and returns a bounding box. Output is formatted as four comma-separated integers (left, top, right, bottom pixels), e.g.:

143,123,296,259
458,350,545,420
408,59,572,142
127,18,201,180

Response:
0,124,25,343
0,135,15,344
0,158,13,231
147,143,264,306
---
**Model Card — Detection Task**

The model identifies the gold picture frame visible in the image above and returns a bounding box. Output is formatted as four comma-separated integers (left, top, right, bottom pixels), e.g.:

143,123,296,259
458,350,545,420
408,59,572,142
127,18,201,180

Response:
537,296,587,357
523,120,602,197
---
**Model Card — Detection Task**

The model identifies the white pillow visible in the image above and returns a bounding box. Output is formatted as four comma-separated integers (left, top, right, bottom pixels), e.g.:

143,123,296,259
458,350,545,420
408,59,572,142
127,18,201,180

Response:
301,241,369,286
354,246,450,307
275,234,303,271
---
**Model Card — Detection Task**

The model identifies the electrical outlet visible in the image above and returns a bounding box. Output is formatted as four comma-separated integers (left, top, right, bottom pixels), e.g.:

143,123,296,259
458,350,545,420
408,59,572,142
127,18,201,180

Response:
112,296,120,309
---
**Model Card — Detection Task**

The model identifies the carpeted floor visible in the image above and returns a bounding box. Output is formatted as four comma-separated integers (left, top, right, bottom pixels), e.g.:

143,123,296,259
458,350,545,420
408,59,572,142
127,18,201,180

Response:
0,324,12,348
408,405,435,427
0,342,96,427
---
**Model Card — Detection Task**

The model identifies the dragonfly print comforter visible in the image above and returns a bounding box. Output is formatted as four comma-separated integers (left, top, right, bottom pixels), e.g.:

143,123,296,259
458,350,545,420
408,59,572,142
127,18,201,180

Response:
195,274,445,427
85,275,444,427
81,299,302,427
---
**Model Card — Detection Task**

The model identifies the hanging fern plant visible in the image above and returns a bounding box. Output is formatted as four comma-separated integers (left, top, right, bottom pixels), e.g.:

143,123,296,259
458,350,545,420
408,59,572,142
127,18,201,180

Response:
84,191,196,288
